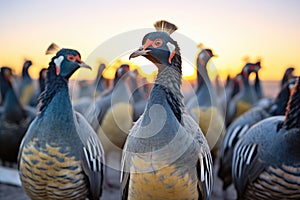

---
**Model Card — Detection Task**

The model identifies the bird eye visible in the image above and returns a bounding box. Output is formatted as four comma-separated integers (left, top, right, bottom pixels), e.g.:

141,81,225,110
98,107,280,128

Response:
152,38,163,48
67,55,76,62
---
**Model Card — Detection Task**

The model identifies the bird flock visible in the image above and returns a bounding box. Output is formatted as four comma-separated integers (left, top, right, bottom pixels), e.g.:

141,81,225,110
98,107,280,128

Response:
0,20,299,200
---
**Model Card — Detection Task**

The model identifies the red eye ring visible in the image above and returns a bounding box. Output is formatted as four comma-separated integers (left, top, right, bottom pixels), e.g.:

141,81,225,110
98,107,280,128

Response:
152,38,163,48
67,54,76,62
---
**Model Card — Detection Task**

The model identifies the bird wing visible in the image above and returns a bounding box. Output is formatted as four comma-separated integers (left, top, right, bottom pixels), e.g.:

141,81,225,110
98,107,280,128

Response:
120,116,143,200
182,113,213,200
75,112,104,200
232,140,265,195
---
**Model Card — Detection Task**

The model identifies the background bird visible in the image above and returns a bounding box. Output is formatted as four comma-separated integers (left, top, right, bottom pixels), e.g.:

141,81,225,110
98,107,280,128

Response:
18,45,104,200
186,47,225,160
121,20,213,200
232,76,300,199
16,60,35,106
0,66,35,166
225,62,260,126
85,64,134,188
218,77,295,191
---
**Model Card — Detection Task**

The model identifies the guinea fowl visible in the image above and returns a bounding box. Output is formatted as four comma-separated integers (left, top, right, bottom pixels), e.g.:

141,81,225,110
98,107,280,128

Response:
232,76,300,199
85,64,133,187
18,45,104,200
121,20,213,200
0,67,35,165
186,48,225,160
17,60,35,106
218,78,295,190
226,62,260,126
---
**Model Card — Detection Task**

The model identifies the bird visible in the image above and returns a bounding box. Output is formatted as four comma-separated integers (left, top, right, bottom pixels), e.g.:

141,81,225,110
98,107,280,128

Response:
18,45,104,200
185,47,225,160
17,60,35,106
28,68,47,107
232,76,300,199
226,62,260,126
0,67,35,166
85,64,134,187
121,20,213,200
218,78,295,190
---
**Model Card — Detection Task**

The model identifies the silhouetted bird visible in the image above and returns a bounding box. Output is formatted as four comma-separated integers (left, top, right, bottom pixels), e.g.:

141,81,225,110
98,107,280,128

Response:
0,67,35,165
17,60,35,106
28,68,47,107
232,77,300,199
18,45,104,200
121,20,213,200
226,63,260,126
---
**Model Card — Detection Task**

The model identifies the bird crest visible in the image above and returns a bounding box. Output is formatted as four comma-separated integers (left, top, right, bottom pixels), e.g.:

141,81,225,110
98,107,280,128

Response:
154,20,177,35
45,43,61,55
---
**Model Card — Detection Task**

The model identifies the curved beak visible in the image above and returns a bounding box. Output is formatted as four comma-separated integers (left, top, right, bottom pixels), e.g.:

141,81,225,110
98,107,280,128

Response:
129,47,151,59
78,62,92,70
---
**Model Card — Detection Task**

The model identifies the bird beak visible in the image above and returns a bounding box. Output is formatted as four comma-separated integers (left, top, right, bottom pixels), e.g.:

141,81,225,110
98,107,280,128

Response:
129,46,151,59
212,54,219,58
78,62,92,70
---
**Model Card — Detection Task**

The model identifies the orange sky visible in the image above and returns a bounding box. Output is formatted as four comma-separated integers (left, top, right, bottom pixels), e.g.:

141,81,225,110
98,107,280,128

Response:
0,0,299,81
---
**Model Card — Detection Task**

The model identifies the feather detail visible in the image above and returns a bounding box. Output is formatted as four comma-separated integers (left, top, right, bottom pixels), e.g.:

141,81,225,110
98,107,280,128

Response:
45,43,61,55
284,76,300,129
154,20,177,35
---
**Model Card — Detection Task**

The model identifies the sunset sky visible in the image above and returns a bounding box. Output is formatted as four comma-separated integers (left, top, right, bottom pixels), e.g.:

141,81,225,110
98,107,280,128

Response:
0,0,299,81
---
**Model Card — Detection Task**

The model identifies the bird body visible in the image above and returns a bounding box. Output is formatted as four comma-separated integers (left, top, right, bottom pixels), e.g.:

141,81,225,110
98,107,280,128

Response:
232,77,300,199
18,47,104,200
121,20,213,200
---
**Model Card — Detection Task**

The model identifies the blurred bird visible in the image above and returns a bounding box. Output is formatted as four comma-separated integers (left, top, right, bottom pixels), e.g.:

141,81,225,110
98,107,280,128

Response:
186,48,225,160
226,62,260,126
18,45,104,200
232,76,300,199
0,67,35,166
129,69,147,122
86,64,133,187
218,78,295,190
121,20,213,200
17,60,35,106
28,68,47,107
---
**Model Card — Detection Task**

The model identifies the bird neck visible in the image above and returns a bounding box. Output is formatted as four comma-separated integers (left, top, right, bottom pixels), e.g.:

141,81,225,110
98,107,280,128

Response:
22,67,31,80
254,72,262,98
155,66,183,102
154,66,184,123
38,64,71,114
196,63,211,92
283,77,300,130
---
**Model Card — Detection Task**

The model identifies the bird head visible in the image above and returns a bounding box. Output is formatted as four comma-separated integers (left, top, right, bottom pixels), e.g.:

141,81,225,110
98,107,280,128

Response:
242,61,261,77
129,20,181,72
197,48,216,67
50,48,91,79
0,66,13,83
